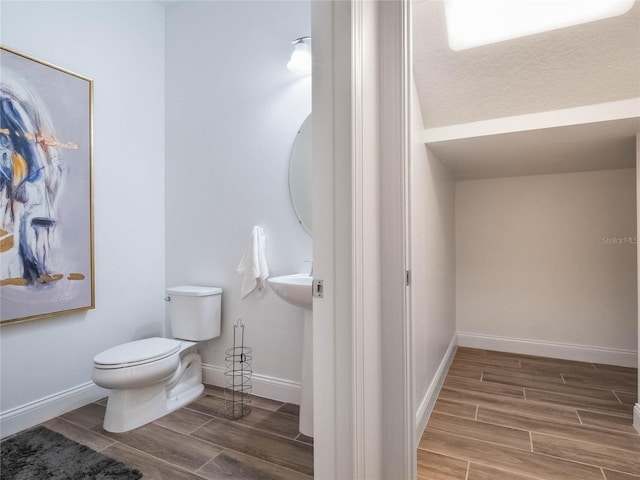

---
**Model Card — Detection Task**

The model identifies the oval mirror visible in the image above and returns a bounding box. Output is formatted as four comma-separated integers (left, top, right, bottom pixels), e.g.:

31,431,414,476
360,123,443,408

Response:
289,113,312,235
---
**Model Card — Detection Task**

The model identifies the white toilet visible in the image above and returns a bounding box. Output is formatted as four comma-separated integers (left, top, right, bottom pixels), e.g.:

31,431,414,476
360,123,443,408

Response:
92,285,222,432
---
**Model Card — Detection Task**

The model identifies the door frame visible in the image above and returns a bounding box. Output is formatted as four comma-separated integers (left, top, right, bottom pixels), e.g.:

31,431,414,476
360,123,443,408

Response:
311,1,415,477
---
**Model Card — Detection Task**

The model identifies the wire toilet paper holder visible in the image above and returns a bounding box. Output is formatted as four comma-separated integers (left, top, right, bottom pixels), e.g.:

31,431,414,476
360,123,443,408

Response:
224,319,252,419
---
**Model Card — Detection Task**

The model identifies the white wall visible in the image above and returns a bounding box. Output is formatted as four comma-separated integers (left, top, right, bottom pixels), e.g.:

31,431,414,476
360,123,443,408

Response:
410,80,457,435
456,169,638,363
165,2,311,401
0,1,166,434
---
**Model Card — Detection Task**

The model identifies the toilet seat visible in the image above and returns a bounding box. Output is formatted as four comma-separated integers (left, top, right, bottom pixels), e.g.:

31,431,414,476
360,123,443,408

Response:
94,337,181,370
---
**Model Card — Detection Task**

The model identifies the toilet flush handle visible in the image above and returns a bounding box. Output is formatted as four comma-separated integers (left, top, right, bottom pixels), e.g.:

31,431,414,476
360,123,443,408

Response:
165,296,171,302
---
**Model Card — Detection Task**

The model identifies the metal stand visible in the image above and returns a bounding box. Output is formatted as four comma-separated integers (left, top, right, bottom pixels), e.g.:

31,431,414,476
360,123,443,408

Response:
224,319,252,419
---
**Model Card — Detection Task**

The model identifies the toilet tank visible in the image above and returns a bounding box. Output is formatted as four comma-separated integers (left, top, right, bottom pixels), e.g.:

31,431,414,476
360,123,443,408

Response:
166,285,222,341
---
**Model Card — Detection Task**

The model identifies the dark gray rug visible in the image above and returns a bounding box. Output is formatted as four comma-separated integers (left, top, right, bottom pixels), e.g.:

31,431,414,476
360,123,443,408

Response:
1,426,142,480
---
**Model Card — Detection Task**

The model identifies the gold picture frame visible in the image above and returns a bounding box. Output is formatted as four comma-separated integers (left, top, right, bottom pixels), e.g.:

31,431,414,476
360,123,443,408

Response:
0,45,94,325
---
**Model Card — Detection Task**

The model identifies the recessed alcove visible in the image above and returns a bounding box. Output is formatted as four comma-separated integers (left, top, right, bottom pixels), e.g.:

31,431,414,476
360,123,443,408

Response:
411,1,640,443
423,98,640,180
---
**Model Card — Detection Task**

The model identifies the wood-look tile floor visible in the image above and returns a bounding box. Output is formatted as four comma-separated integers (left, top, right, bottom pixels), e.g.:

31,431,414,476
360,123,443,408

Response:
418,347,639,480
39,385,313,480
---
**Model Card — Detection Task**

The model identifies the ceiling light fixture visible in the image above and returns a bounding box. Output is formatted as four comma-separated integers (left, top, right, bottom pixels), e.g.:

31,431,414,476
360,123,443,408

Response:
287,36,311,75
444,0,634,51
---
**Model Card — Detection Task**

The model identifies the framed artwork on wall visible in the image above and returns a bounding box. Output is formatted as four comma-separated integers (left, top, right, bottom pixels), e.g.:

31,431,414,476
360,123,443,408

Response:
0,45,94,325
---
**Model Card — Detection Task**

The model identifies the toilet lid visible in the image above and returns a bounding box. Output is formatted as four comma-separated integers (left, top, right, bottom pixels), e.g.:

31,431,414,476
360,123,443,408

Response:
94,337,181,368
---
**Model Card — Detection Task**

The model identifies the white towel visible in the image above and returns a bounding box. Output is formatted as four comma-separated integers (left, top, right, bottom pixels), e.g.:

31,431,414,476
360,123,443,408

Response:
236,226,269,299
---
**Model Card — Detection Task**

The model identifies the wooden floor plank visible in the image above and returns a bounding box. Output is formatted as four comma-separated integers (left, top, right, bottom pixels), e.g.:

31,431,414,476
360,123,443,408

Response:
277,403,300,417
451,356,522,369
189,396,300,439
444,375,525,399
455,347,486,359
94,422,224,472
154,406,214,435
477,406,640,453
42,418,115,452
187,394,301,440
295,433,313,445
102,443,206,480
483,351,598,372
563,372,637,394
614,391,638,405
192,417,313,476
420,429,604,480
532,432,640,474
518,358,599,375
467,463,539,480
440,388,582,424
60,402,106,430
432,398,478,420
524,388,634,416
203,385,226,399
197,449,312,480
446,365,483,380
593,364,638,375
604,469,640,480
481,364,566,384
416,450,468,480
483,372,619,401
425,412,531,451
577,410,639,434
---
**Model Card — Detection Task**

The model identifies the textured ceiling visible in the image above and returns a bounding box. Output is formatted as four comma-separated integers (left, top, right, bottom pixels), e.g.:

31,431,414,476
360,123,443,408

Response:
413,1,640,129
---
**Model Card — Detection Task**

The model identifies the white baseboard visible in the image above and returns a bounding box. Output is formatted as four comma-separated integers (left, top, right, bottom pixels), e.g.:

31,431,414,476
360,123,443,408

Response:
634,404,640,433
202,364,301,404
457,332,637,368
415,334,457,441
0,366,299,439
0,382,107,439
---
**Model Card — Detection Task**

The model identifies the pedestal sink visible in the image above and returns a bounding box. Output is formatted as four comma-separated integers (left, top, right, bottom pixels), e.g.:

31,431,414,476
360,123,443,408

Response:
269,273,313,309
268,274,313,437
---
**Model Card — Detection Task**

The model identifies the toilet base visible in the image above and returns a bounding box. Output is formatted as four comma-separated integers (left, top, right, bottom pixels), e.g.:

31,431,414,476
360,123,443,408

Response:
102,347,204,432
103,382,203,432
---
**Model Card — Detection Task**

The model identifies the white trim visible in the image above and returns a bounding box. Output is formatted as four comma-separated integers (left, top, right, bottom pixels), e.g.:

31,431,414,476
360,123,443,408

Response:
201,364,301,405
311,1,413,477
634,404,640,433
352,2,366,476
415,335,457,441
423,98,640,143
457,332,637,368
0,382,106,439
351,1,384,477
312,1,356,478
379,1,414,479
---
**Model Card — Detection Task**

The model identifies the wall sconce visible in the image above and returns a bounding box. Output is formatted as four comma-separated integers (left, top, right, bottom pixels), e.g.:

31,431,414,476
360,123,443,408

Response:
287,36,311,75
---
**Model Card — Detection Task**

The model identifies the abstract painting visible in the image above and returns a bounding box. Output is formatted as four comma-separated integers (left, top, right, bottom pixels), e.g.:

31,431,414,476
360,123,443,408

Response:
0,46,93,324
